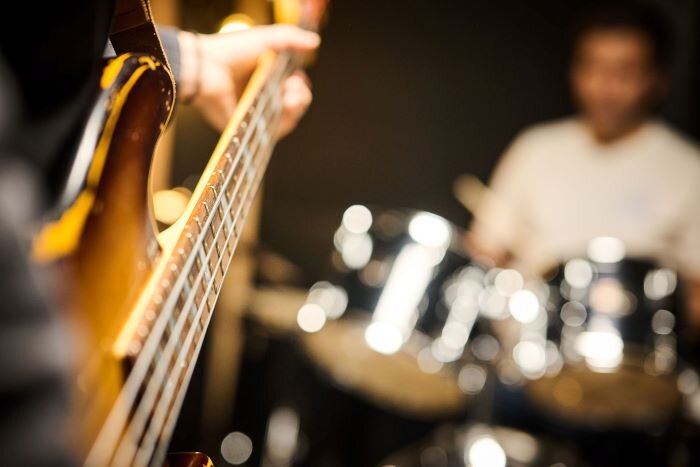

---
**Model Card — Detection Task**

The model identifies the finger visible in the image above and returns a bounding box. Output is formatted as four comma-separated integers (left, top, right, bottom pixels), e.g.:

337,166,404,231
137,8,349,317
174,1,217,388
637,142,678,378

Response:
276,74,312,138
206,26,319,79
249,24,320,53
284,73,311,96
282,74,312,110
290,70,311,90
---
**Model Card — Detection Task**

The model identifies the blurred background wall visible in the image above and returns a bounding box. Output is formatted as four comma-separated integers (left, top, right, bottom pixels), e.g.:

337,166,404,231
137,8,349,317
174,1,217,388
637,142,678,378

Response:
159,0,700,461
167,0,700,281
254,0,700,280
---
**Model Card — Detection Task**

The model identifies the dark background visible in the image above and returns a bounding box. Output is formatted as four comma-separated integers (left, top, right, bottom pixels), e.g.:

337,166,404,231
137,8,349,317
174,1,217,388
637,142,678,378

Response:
170,1,700,463
249,0,700,281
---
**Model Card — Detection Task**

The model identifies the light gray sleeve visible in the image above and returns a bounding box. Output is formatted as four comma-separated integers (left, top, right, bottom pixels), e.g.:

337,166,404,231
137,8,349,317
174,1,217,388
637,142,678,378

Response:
158,25,182,89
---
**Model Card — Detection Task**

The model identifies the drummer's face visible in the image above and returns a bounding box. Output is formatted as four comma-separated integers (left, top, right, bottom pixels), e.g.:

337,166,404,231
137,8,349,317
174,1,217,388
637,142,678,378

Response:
571,28,664,141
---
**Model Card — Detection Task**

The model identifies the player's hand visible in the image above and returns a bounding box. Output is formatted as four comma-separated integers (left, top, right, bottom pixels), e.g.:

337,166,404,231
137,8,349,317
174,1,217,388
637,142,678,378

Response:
179,25,320,138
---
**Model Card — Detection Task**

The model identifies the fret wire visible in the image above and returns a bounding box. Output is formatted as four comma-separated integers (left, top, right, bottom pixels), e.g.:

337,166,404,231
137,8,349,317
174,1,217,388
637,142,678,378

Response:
138,94,283,464
95,138,256,460
149,101,281,466
109,252,209,463
101,54,290,466
211,78,280,248
99,78,284,467
114,165,257,464
146,113,283,467
217,90,274,250
114,74,283,465
133,141,269,466
146,65,275,340
87,229,208,466
111,133,262,465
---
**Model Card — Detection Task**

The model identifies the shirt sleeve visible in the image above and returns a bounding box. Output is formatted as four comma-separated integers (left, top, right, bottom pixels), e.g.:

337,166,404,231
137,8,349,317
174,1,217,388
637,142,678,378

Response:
158,26,182,90
672,183,700,279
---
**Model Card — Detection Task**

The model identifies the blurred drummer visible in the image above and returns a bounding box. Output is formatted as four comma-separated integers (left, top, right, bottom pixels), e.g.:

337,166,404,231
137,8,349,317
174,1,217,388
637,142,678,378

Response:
468,2,700,329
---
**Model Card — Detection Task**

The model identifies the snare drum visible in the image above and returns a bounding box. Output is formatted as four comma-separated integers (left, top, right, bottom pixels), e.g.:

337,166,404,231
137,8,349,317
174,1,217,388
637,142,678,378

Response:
523,253,683,429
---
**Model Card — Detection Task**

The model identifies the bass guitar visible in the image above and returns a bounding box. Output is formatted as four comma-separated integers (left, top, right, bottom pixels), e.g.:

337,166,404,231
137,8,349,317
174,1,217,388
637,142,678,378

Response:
33,0,326,465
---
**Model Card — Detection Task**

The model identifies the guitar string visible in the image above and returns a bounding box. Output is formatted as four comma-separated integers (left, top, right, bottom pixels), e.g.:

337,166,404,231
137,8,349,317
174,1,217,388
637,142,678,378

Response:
108,53,290,467
139,46,299,467
86,52,289,467
147,104,284,467
141,37,303,467
112,84,275,466
144,43,302,467
112,79,275,466
142,88,284,467
92,117,251,466
128,90,279,467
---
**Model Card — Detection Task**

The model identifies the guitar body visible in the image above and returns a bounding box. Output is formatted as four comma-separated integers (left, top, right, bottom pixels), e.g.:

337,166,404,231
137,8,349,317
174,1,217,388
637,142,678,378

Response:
71,55,168,456
35,54,176,460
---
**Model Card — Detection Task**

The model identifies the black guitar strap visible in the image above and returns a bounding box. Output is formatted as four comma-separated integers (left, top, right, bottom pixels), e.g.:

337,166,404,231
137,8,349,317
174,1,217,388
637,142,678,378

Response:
110,0,173,76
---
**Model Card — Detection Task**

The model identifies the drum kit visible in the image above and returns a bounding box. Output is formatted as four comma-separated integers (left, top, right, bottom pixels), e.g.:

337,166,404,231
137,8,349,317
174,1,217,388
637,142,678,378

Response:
234,205,699,467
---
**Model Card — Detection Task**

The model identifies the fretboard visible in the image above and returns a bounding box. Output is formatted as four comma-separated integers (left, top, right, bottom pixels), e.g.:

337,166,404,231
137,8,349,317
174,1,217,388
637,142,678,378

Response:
87,50,295,467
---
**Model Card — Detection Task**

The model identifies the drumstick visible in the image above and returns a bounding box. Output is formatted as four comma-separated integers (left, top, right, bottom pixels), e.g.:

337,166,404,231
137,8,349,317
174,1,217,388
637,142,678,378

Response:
452,174,557,275
452,174,489,215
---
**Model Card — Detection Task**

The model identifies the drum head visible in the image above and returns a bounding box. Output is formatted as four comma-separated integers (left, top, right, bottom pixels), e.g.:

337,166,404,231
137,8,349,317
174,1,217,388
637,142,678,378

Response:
525,355,681,428
523,258,683,429
301,318,469,418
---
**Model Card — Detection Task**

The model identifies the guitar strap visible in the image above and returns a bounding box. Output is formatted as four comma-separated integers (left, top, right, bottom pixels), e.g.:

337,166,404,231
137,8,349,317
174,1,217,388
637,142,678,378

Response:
110,0,174,78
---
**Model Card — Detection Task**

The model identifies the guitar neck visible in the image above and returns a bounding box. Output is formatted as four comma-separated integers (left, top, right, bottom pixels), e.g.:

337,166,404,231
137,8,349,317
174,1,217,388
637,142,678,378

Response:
88,50,295,467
